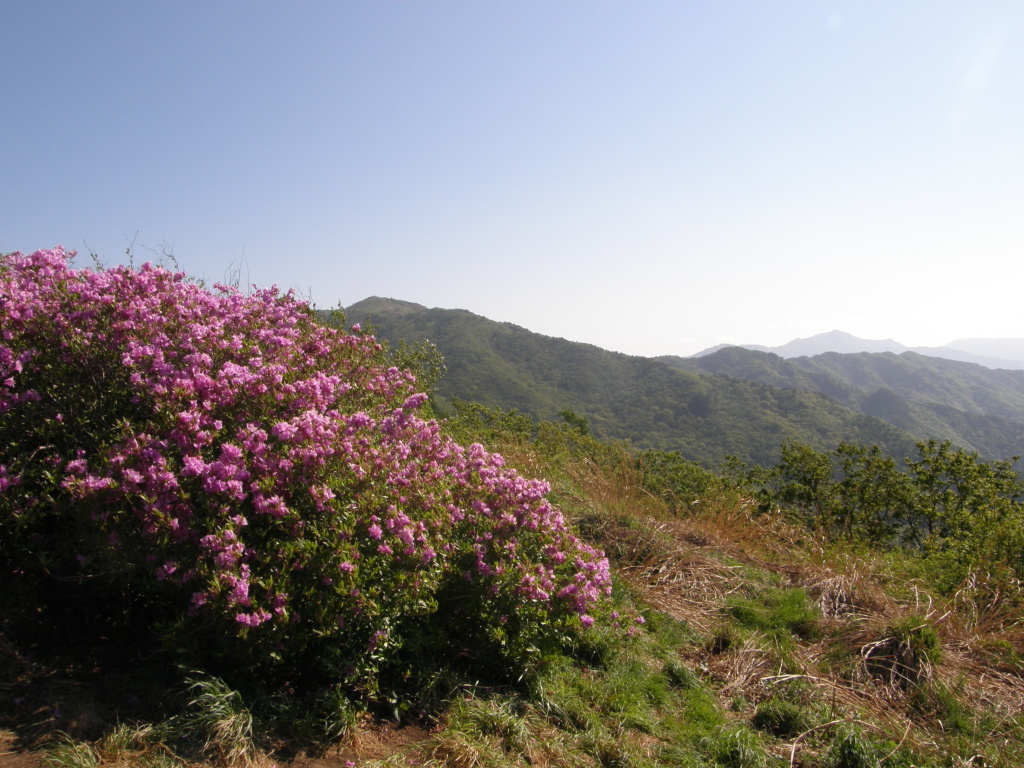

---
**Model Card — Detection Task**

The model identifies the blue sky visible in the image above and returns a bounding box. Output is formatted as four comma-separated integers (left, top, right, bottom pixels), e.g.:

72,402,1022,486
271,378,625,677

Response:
3,2,1022,356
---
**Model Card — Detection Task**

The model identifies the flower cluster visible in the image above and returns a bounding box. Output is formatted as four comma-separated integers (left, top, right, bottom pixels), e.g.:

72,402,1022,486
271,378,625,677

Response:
0,247,613,684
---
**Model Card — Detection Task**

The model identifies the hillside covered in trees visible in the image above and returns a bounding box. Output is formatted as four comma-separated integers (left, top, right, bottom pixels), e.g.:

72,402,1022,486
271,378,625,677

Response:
343,297,1024,468
662,346,1024,460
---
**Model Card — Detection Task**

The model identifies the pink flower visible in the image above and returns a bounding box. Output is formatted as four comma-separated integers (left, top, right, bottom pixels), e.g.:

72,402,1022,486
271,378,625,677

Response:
0,246,619,680
236,610,271,627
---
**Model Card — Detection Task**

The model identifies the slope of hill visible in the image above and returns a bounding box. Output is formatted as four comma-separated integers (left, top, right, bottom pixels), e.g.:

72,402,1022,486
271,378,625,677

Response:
343,298,919,468
9,404,1024,768
662,346,1024,459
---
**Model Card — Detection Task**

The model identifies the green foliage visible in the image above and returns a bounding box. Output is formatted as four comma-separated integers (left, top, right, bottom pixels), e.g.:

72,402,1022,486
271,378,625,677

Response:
444,397,535,446
316,307,448,399
763,441,840,526
909,680,973,736
892,619,942,666
662,659,700,691
41,738,100,768
833,443,917,543
163,675,261,767
907,440,1024,584
559,408,591,436
864,618,941,689
749,438,1024,588
381,337,448,399
755,440,917,544
442,694,533,757
705,622,742,655
701,727,771,768
637,449,734,512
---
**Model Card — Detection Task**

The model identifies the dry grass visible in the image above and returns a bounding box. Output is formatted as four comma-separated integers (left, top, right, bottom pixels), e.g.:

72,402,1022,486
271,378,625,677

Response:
802,566,891,619
567,474,1024,764
400,439,1024,766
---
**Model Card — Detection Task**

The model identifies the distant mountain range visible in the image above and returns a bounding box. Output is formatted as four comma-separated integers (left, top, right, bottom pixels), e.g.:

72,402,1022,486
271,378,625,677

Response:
340,298,1024,468
693,330,1024,370
660,346,1024,461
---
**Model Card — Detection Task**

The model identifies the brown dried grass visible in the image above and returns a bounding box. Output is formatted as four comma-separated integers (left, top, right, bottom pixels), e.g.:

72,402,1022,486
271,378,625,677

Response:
493,442,1024,760
575,472,1024,758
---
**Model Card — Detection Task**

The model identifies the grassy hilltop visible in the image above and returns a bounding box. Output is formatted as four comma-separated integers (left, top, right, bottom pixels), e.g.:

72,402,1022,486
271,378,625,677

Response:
3,260,1024,768
7,402,1024,768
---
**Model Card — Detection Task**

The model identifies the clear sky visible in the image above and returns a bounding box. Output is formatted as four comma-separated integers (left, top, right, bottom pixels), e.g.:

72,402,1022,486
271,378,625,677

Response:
3,2,1022,357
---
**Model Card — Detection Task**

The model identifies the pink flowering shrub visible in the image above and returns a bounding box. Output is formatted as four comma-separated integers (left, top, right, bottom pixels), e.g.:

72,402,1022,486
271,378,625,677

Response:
0,248,612,696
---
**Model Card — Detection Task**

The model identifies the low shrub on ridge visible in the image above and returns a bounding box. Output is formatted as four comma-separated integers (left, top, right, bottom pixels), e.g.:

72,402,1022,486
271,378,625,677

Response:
0,247,613,701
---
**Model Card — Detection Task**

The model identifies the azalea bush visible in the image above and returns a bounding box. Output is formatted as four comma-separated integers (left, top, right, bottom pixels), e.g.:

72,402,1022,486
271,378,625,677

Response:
0,247,613,702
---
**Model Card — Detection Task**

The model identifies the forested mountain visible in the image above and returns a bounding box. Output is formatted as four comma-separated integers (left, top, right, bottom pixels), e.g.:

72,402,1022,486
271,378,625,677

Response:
341,298,919,468
691,331,1024,369
661,346,1024,459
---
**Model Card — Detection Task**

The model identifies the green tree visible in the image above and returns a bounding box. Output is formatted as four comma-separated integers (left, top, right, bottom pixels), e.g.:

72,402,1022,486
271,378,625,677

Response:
906,441,1021,538
834,443,916,544
638,450,728,511
761,441,839,530
445,398,535,445
558,409,591,436
906,440,1024,580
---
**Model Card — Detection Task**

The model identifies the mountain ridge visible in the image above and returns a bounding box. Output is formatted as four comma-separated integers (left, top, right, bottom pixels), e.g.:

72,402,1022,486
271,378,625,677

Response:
661,346,1024,459
691,330,1024,370
343,298,1024,463
341,299,953,468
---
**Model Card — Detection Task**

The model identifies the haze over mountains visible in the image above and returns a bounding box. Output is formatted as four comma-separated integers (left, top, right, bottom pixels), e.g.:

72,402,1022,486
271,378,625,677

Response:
693,331,1024,370
342,297,1024,469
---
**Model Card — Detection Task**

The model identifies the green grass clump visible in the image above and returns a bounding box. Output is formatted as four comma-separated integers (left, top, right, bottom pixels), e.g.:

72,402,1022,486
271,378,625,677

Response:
751,695,814,738
726,586,821,644
909,680,973,736
701,727,771,768
662,659,700,691
158,675,263,767
41,738,100,768
436,694,536,764
864,618,941,688
823,727,884,768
